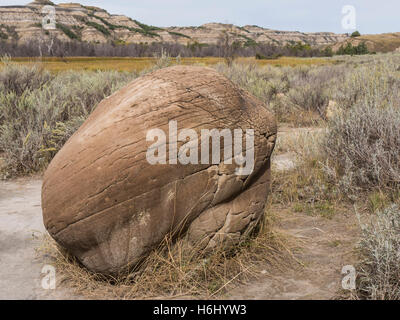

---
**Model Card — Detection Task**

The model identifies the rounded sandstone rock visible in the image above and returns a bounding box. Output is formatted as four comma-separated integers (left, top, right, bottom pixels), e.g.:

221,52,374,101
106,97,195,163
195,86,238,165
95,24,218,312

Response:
42,65,277,274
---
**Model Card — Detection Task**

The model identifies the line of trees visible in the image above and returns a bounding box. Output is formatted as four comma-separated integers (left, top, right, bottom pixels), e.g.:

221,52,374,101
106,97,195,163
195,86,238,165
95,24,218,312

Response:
0,36,339,58
0,31,371,59
336,42,370,55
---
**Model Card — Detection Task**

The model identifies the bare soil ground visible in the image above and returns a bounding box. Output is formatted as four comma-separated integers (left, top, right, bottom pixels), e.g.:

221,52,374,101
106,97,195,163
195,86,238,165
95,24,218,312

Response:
226,205,359,300
0,178,79,300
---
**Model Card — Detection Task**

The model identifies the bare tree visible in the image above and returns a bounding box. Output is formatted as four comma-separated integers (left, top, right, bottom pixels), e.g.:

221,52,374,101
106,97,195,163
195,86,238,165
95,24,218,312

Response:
218,26,240,66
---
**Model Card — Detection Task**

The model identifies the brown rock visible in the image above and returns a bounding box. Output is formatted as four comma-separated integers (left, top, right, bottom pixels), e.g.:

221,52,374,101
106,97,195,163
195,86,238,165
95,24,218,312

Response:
42,65,277,274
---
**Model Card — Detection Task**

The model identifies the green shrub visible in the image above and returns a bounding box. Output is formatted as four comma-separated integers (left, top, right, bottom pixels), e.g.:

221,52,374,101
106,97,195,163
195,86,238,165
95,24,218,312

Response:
351,31,361,38
0,29,8,40
56,23,79,40
285,41,312,54
85,14,160,38
88,13,117,31
323,46,334,57
255,53,282,60
168,31,191,39
133,20,162,32
336,42,369,55
237,34,257,47
85,21,111,36
255,53,265,60
2,25,18,40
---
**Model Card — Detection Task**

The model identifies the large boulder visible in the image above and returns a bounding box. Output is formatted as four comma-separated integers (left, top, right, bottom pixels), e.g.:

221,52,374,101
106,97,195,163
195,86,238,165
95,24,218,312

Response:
42,65,277,275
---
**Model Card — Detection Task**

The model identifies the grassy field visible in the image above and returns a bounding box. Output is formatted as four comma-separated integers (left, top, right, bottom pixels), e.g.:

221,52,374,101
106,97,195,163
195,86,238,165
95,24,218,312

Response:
3,56,333,72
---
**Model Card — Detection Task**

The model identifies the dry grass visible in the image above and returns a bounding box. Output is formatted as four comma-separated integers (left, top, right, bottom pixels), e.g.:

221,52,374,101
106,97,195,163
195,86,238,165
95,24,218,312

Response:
1,56,332,73
0,57,134,178
36,212,295,300
271,127,337,206
355,205,400,300
271,124,397,216
322,55,400,196
252,56,332,67
272,121,400,300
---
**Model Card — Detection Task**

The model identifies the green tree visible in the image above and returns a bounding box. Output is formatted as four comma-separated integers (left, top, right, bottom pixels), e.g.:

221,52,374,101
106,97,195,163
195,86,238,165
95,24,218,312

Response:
335,41,369,56
323,46,333,57
355,42,368,54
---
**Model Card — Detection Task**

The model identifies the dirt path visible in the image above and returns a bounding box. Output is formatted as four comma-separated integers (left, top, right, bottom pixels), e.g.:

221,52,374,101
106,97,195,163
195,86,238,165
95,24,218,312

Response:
226,207,359,300
0,178,78,300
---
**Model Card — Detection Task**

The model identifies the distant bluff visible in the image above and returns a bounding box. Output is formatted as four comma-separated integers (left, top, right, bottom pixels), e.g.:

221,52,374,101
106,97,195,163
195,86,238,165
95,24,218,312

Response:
0,1,349,47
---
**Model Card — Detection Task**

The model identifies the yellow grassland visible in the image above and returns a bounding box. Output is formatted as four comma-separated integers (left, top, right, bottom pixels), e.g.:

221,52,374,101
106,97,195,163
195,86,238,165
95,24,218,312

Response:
3,56,332,72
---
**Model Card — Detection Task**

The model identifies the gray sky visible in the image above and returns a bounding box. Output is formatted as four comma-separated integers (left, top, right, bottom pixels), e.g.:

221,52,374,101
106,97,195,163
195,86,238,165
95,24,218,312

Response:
1,0,398,34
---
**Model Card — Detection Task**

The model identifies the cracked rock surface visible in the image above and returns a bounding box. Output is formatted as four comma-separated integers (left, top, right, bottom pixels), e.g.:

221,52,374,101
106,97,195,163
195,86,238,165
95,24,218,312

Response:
42,65,277,275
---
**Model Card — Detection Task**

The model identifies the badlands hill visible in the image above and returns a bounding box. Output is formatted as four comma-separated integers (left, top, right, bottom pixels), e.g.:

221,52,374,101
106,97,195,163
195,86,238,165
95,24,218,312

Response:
0,0,349,47
333,32,400,53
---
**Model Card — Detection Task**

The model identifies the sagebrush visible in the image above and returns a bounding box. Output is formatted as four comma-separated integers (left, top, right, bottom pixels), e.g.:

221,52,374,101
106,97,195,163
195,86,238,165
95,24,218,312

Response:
0,58,134,177
356,205,400,300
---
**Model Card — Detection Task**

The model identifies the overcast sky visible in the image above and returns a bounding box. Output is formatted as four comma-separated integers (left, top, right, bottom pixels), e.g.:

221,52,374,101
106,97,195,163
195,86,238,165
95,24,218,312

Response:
1,0,398,34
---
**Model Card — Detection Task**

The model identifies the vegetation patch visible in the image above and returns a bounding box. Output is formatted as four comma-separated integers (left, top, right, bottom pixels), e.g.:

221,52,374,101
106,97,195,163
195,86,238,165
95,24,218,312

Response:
237,26,250,33
168,31,191,39
237,34,257,47
336,42,369,55
85,21,111,37
88,13,117,31
56,23,80,40
356,205,400,299
123,26,160,38
0,29,8,40
256,53,282,60
86,13,161,38
0,25,16,40
133,19,162,32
